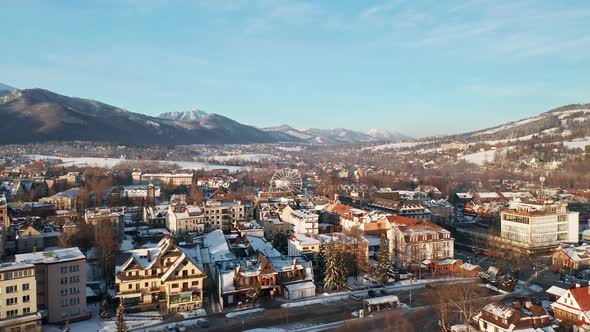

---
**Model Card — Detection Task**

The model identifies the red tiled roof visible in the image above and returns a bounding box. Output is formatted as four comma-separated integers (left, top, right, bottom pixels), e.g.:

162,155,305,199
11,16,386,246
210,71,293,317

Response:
570,287,590,311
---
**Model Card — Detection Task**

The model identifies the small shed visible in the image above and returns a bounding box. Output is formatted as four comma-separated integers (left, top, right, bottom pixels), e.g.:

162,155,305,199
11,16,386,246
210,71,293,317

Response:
284,281,316,300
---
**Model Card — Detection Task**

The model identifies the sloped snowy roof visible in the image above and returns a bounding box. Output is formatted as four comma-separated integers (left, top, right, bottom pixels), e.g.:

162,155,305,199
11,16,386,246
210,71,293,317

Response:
204,230,235,263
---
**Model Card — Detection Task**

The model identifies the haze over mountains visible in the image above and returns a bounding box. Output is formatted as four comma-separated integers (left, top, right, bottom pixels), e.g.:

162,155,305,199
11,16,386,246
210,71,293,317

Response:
0,83,586,146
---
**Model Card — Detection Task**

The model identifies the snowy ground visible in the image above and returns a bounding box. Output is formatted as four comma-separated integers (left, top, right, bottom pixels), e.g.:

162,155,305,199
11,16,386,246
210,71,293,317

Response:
277,146,303,152
26,155,250,172
366,141,429,151
43,303,163,332
460,149,497,166
281,293,350,308
226,308,266,318
564,137,590,149
203,154,276,162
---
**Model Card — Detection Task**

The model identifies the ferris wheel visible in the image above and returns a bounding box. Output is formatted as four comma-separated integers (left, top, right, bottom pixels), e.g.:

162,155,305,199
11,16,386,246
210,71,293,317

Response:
270,168,303,194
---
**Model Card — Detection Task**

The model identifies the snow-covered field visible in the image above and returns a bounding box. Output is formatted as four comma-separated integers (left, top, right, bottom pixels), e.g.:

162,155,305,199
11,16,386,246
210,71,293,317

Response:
482,128,559,145
460,150,497,166
366,141,429,151
203,154,275,162
27,154,250,172
563,137,590,149
474,115,545,136
277,146,304,152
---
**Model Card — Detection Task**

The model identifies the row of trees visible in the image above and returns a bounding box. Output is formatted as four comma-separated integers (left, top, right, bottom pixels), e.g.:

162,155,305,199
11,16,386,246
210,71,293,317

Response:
318,236,395,290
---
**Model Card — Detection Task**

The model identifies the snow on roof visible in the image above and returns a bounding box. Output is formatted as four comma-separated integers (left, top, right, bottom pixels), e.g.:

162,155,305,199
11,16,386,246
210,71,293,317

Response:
460,263,480,271
456,192,473,199
437,259,459,266
483,303,514,319
365,295,399,305
290,233,321,246
220,269,237,293
204,230,235,263
0,262,35,272
477,192,500,198
284,281,316,292
246,235,281,258
546,286,567,297
15,247,85,264
269,257,303,272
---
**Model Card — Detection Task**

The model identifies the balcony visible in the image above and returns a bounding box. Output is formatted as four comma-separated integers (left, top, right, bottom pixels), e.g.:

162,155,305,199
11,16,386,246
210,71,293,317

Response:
169,290,202,305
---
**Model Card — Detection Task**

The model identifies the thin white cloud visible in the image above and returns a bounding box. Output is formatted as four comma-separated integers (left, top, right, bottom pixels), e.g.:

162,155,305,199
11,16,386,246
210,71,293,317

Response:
359,0,404,19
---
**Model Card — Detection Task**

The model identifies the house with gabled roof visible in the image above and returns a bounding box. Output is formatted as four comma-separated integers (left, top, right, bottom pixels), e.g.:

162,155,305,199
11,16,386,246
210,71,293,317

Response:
552,286,590,330
115,236,206,314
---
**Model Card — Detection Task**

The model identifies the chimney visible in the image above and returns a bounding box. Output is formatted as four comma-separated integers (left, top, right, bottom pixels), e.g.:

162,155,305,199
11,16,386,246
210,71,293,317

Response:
525,300,532,309
147,250,152,262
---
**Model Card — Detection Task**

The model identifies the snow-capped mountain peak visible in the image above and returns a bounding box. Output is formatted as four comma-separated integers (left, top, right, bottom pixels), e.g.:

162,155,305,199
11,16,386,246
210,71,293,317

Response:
158,110,208,122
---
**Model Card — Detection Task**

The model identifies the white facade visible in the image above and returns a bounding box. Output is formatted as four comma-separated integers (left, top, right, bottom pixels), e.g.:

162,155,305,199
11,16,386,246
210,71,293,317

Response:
166,205,205,233
281,206,318,234
501,201,579,250
288,233,321,257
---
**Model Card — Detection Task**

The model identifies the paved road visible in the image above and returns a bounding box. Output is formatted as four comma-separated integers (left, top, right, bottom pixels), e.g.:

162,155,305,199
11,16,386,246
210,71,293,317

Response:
193,281,500,332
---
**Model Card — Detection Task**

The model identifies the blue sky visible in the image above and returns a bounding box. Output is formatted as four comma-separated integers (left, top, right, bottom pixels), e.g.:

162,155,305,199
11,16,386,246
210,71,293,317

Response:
2,0,590,137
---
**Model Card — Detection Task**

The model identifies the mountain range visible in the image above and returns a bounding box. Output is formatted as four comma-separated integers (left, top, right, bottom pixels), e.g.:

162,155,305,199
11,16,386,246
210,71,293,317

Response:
1,83,585,146
451,104,590,144
0,85,408,145
261,125,410,144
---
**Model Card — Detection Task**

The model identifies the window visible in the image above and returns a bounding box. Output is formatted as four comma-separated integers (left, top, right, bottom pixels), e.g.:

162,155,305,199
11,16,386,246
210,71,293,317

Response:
23,295,30,302
61,278,68,285
23,307,30,314
61,266,68,274
6,297,17,305
22,283,29,291
6,309,18,317
6,285,17,293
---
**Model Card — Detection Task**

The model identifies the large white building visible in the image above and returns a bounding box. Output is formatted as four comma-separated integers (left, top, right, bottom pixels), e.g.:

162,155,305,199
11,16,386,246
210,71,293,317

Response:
132,172,193,186
500,200,579,250
280,206,318,234
166,205,205,234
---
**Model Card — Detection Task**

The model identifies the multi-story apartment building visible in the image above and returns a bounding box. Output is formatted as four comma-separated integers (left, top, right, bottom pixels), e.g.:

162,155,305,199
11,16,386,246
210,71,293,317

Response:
0,262,42,332
15,247,88,324
203,200,245,231
390,216,454,268
85,208,125,242
132,172,193,186
115,237,206,314
500,200,579,251
281,206,318,234
166,204,205,234
551,285,590,331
